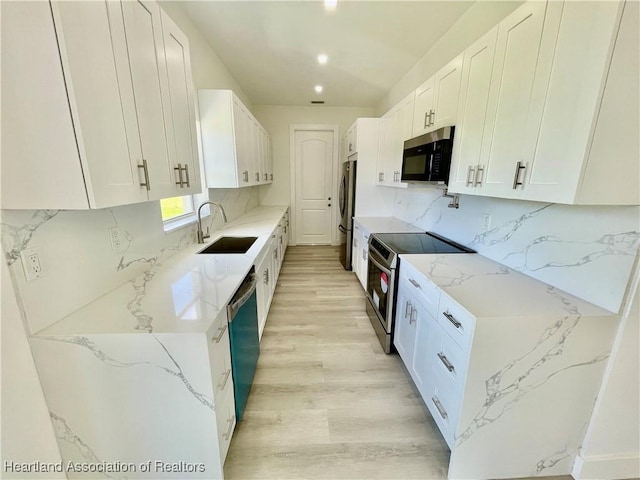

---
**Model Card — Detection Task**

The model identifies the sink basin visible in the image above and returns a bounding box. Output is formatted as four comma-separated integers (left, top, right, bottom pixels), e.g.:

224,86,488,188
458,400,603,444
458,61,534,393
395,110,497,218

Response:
198,236,258,254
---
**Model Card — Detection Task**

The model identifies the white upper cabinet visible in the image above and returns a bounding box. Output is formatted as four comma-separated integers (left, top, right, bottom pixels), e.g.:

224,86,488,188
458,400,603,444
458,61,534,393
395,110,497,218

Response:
1,0,200,210
199,90,273,189
1,1,89,210
160,9,201,195
522,0,638,205
478,0,562,199
412,54,463,138
449,0,638,205
448,27,498,195
377,93,414,188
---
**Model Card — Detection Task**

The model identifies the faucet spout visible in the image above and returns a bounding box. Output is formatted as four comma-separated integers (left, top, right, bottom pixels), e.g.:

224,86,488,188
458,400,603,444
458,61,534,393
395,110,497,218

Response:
196,201,228,244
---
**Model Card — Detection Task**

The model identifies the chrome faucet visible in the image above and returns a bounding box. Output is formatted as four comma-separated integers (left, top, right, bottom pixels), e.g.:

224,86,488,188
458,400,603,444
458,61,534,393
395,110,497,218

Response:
197,201,228,244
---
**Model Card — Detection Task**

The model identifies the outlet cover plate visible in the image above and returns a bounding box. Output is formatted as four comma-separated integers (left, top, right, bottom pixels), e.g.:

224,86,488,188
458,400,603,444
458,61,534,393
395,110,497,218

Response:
20,247,44,282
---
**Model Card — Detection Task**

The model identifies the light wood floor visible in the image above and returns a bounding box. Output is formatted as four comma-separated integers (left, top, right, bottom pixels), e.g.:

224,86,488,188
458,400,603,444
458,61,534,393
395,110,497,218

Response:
224,246,571,480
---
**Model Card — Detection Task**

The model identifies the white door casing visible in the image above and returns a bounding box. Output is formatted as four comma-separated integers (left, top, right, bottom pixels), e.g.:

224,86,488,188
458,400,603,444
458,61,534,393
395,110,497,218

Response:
290,126,338,245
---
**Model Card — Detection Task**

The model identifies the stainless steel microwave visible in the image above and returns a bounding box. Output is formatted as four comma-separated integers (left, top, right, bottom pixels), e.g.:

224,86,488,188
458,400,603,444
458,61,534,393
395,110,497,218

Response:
401,126,455,184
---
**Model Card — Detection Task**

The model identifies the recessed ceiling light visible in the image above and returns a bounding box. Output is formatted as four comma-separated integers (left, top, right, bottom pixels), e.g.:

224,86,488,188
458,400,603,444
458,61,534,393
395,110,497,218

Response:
315,85,324,94
317,54,328,65
324,0,338,11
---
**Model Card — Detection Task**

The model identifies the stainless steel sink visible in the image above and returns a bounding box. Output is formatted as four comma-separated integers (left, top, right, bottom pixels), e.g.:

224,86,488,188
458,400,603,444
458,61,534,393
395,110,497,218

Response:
198,236,258,254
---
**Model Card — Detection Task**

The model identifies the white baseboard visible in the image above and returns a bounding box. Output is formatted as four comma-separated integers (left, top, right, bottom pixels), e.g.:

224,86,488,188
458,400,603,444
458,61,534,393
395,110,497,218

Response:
573,453,640,479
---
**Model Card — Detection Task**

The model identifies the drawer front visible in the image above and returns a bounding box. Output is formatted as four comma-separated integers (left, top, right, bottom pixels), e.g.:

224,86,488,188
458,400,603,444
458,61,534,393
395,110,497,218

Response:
437,293,475,351
207,313,233,402
215,385,236,462
431,324,469,392
399,261,440,319
424,365,462,449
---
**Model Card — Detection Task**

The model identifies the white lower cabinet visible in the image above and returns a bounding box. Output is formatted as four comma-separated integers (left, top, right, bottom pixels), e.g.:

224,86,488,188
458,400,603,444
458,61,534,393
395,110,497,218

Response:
394,254,619,479
255,210,288,340
352,221,370,290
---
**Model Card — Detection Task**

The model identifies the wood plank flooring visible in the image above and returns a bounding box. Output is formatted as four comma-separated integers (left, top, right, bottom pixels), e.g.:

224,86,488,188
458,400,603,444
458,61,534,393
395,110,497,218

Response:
223,246,571,480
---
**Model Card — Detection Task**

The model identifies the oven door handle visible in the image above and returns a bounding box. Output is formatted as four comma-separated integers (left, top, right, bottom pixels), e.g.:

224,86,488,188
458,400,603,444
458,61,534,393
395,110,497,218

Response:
368,251,392,276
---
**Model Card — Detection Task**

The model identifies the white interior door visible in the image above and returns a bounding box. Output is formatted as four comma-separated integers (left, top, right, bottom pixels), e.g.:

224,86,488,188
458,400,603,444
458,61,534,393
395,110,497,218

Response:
293,129,335,244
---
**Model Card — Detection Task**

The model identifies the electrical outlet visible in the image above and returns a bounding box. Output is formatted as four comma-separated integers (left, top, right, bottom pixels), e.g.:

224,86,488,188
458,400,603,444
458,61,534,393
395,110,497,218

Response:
109,226,123,253
20,248,44,282
482,213,492,232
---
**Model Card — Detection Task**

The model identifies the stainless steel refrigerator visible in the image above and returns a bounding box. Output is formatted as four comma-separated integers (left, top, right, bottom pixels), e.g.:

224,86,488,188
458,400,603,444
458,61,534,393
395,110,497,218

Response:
338,159,356,270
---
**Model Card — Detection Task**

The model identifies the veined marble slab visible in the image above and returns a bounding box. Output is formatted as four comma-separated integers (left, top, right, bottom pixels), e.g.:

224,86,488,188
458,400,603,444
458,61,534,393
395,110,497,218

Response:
400,253,614,318
37,206,288,336
353,216,423,234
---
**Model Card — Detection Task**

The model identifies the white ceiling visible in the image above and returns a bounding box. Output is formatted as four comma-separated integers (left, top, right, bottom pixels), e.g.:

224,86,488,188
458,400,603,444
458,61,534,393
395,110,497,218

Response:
175,1,475,107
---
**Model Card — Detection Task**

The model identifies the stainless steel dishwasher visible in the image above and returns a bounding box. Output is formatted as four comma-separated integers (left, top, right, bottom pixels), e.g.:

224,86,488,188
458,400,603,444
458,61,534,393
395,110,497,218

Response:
227,267,260,422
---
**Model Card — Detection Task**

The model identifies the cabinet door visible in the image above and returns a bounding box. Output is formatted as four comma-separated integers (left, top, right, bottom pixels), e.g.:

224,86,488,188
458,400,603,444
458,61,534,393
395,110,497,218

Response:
412,77,435,137
121,0,177,201
410,300,432,398
1,1,89,209
232,100,250,185
53,1,150,208
480,1,556,199
159,10,200,195
352,233,360,277
255,253,271,340
267,135,274,183
433,54,463,130
376,115,390,185
394,282,417,367
448,27,498,194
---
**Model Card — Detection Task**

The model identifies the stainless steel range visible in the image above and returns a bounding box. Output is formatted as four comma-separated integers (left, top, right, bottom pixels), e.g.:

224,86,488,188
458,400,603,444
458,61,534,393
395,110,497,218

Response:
365,232,475,353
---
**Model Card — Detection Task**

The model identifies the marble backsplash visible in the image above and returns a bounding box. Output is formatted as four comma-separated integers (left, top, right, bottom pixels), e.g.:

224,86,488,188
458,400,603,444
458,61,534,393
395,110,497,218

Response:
391,186,640,313
1,187,259,335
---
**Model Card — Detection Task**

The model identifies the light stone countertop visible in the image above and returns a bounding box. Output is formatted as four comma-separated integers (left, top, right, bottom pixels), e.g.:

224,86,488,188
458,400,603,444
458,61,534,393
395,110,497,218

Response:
37,206,289,336
399,253,616,319
353,216,423,234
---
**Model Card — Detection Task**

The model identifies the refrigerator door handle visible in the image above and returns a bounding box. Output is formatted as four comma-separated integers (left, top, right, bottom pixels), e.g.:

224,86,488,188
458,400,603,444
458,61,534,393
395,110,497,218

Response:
338,224,348,234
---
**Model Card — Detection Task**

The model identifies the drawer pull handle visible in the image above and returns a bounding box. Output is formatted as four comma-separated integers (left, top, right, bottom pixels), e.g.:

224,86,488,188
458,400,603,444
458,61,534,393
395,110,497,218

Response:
408,278,422,289
217,368,232,391
211,324,228,343
409,306,416,325
405,300,412,319
222,415,235,440
437,353,455,372
443,311,461,329
432,396,448,419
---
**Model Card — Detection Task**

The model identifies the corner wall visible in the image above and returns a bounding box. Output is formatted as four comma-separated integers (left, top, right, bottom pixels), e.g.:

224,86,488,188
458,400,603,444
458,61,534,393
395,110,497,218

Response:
573,262,640,480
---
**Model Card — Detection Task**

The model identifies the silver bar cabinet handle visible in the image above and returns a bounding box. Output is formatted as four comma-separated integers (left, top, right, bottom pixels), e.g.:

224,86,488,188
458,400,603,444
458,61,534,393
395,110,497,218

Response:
424,111,429,129
174,163,184,187
466,166,475,187
264,173,268,181
405,300,412,319
408,278,421,289
512,161,526,189
222,416,235,440
243,170,249,182
217,368,232,391
138,159,151,191
432,396,448,419
182,164,190,187
409,306,417,325
211,324,228,343
443,311,462,329
474,165,484,187
437,352,455,372
255,172,260,181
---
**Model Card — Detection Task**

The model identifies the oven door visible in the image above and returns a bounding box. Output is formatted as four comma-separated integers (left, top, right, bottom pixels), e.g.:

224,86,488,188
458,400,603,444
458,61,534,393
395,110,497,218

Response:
366,248,395,333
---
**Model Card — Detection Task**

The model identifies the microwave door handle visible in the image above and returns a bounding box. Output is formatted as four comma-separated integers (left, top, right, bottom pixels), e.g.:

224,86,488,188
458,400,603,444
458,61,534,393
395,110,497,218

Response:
428,153,434,180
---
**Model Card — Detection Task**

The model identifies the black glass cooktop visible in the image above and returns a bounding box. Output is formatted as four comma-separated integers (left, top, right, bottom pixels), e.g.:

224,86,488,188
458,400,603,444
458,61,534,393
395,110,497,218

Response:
373,232,475,255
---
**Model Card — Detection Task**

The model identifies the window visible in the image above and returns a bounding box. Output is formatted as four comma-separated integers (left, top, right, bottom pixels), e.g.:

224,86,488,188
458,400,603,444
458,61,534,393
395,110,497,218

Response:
161,195,195,222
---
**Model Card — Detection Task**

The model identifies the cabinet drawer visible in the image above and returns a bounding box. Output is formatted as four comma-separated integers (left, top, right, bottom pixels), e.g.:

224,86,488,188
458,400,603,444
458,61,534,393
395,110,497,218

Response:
207,313,232,401
215,384,236,462
424,365,462,449
437,293,475,351
427,323,469,393
399,261,440,319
